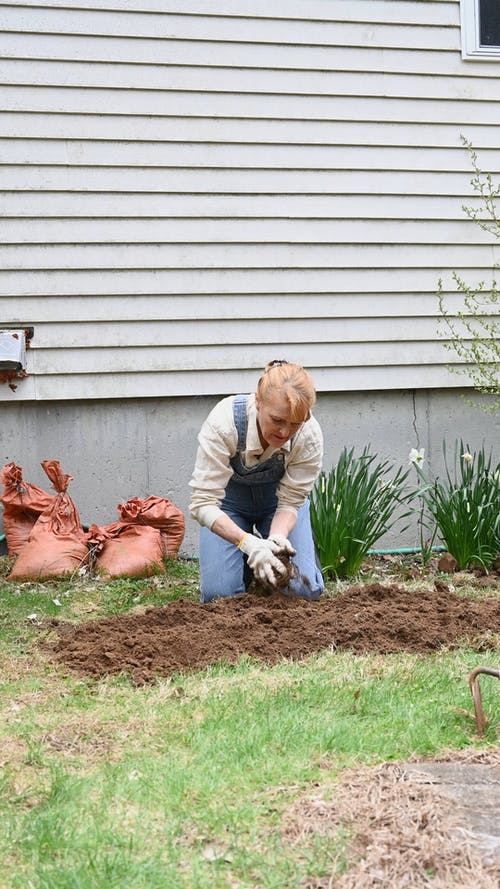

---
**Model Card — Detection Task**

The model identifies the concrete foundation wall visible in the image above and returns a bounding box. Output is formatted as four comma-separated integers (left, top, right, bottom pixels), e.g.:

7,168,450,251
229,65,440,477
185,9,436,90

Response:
1,389,498,556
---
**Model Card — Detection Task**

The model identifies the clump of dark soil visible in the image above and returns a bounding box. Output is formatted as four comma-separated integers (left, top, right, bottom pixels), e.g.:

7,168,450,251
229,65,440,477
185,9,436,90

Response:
46,582,500,685
248,550,309,595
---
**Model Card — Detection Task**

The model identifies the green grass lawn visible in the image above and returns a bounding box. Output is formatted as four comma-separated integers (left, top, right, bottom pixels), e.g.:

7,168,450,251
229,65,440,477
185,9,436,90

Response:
0,556,498,889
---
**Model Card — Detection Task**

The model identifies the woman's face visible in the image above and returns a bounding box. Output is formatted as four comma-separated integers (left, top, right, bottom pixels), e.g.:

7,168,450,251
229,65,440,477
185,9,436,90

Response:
255,390,304,449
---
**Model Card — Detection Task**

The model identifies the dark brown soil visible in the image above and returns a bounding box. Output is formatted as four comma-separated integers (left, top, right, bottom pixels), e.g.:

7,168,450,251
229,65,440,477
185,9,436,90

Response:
46,582,500,685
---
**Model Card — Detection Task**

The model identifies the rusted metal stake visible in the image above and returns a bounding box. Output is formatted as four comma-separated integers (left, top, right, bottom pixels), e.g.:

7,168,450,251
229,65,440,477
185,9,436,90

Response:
468,666,500,736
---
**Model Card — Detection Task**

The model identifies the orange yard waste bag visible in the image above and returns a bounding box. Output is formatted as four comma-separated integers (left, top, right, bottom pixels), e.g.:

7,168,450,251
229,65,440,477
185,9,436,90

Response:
89,522,165,578
1,462,55,556
8,460,89,580
117,495,185,558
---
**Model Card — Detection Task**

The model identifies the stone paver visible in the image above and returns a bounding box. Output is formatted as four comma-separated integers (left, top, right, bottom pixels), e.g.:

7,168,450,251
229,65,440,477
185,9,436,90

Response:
403,762,500,863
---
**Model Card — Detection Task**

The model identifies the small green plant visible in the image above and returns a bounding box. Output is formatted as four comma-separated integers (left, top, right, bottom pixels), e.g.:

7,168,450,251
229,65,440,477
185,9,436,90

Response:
408,448,439,570
410,440,499,571
437,137,499,412
310,446,411,579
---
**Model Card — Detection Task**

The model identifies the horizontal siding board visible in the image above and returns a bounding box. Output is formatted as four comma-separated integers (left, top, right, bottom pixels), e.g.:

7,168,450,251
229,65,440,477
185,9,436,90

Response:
1,34,489,76
6,62,500,103
1,365,471,403
0,168,477,194
0,292,471,323
1,218,495,245
0,192,486,220
2,116,500,150
1,243,497,269
30,341,457,375
27,316,467,348
3,88,499,124
3,89,500,129
0,8,459,49
2,140,500,172
0,268,491,296
0,1,459,27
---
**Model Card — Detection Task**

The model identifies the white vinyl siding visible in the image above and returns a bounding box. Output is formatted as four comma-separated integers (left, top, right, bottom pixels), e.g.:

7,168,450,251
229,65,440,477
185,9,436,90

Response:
0,0,499,401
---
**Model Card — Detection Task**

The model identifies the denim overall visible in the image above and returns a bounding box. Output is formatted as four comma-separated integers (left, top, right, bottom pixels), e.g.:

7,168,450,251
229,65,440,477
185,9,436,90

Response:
199,394,324,602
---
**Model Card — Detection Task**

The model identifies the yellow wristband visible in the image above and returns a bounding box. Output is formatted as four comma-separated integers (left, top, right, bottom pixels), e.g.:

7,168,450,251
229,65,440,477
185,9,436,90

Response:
237,533,249,549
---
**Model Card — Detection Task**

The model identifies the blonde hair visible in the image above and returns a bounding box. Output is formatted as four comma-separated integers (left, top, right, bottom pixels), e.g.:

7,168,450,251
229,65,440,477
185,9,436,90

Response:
257,360,316,422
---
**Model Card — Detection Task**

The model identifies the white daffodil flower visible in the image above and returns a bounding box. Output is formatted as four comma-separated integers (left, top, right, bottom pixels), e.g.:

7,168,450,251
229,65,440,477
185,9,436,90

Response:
461,452,473,463
408,447,425,466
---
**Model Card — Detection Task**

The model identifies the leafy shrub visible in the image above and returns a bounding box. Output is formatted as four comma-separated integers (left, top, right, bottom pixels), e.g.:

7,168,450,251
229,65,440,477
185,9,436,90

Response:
310,446,411,579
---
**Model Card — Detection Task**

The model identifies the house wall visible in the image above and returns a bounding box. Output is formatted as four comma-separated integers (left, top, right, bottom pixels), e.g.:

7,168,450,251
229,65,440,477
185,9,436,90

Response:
1,0,499,400
1,389,498,554
1,1,499,554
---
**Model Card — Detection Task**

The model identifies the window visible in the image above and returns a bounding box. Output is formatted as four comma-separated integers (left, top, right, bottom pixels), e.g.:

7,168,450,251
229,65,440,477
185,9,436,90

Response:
461,0,500,59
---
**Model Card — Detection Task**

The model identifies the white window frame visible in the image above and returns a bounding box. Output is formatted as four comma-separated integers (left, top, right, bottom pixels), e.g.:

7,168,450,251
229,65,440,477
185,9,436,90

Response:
461,0,500,59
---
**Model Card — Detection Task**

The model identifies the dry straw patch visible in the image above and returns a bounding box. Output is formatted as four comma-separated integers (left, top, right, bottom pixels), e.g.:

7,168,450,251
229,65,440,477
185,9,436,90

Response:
0,642,70,688
282,750,500,889
36,712,153,765
41,718,127,760
0,735,29,771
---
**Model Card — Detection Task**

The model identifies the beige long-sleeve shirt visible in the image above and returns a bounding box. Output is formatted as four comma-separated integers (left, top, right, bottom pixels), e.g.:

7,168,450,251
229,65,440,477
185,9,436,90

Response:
189,393,323,530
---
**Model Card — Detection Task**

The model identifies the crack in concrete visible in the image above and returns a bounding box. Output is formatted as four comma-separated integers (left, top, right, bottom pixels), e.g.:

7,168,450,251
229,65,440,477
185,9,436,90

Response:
411,390,420,447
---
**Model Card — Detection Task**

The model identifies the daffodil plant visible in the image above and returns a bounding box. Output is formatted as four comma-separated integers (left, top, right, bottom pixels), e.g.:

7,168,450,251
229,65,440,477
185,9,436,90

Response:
408,446,438,569
310,446,411,579
410,440,499,571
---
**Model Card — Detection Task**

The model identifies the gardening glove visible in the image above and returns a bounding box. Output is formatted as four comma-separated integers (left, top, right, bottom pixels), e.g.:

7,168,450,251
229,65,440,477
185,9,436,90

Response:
267,534,296,557
239,533,287,586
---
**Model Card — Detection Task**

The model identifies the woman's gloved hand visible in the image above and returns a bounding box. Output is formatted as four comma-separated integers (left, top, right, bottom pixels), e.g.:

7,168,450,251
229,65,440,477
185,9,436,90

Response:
239,533,287,585
267,534,296,556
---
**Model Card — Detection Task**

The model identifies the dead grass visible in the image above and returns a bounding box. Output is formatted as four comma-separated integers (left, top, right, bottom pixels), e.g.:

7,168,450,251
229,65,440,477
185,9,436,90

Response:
281,749,500,888
0,642,71,688
41,719,129,759
0,735,29,770
366,557,494,603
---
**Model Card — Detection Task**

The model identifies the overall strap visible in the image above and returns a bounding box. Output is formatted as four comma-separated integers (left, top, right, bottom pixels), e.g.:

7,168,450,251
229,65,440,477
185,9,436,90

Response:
232,394,249,452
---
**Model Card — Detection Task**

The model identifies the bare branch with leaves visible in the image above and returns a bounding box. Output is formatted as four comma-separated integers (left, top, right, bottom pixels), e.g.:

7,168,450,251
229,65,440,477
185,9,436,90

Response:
437,136,499,412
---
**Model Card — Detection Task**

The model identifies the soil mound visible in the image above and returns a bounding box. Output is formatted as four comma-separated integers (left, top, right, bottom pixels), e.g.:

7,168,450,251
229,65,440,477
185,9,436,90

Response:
47,583,499,685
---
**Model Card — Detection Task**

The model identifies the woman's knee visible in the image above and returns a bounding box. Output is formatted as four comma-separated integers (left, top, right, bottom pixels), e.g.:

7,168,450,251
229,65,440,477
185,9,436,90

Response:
199,529,246,602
